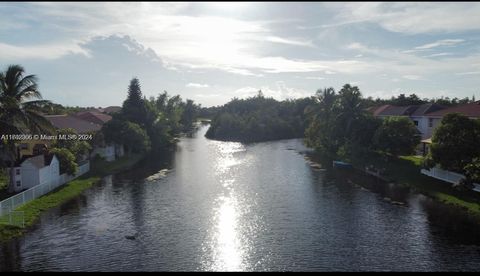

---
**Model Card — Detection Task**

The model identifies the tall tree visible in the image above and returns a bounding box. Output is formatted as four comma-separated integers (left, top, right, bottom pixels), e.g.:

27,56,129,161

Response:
304,87,339,155
180,99,196,130
121,77,147,126
336,84,364,136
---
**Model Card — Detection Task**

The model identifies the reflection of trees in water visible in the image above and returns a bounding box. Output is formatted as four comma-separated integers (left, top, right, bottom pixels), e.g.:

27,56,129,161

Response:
328,168,411,204
115,149,175,182
421,197,480,245
58,195,88,216
0,239,21,271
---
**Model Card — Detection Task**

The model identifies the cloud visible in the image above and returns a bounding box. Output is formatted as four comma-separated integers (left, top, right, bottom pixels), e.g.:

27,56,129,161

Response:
455,71,480,76
326,2,480,34
186,83,209,88
346,42,480,77
265,36,314,47
0,41,90,60
233,81,311,100
423,52,453,58
414,39,464,50
402,75,423,80
0,3,371,77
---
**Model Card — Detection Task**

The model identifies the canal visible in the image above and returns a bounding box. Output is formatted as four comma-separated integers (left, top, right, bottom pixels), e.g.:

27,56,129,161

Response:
1,125,480,271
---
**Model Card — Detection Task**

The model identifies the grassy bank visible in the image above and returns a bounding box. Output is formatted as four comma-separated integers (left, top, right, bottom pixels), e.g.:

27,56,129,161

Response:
350,153,480,217
0,153,145,242
0,176,100,242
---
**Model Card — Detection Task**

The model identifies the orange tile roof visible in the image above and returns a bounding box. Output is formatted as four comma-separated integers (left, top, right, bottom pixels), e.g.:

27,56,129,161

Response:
425,101,480,118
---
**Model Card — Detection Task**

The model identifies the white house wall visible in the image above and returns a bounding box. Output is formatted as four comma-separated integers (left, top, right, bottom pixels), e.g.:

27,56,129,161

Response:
22,161,40,191
91,145,116,162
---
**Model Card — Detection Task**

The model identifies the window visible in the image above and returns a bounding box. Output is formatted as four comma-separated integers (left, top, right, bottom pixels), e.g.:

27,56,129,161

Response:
20,143,28,150
16,169,20,175
428,118,433,128
413,120,418,126
16,180,21,187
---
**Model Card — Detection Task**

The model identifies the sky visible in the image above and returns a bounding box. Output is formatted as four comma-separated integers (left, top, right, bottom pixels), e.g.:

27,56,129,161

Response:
1,2,480,107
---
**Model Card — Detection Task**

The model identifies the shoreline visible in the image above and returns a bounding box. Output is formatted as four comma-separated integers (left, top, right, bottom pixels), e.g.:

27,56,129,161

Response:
307,151,480,220
0,153,146,242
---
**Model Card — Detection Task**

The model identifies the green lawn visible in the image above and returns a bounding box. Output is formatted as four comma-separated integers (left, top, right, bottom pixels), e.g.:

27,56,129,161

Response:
0,153,145,242
351,152,480,218
0,176,100,242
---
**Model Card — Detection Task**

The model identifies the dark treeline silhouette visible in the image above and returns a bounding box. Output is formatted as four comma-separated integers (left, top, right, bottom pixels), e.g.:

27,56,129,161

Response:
205,91,314,143
103,78,200,153
363,93,476,107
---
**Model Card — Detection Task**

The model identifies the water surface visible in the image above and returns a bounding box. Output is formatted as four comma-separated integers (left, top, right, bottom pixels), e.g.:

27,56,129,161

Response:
1,125,480,271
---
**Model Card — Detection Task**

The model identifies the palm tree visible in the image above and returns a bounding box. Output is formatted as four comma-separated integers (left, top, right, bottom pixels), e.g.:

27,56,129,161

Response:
0,64,54,192
336,84,364,135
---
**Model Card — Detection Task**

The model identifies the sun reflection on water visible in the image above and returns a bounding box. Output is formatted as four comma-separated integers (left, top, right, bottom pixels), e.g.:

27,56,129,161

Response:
205,141,248,271
211,194,244,271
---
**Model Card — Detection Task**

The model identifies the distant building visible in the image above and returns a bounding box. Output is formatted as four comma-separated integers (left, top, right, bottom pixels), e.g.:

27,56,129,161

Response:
73,111,112,125
370,103,445,139
44,114,102,133
44,114,123,162
423,101,480,131
102,106,122,114
17,141,50,160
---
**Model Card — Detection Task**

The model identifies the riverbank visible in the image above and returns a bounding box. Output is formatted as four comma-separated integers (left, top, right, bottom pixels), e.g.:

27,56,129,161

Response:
0,153,146,242
349,153,480,218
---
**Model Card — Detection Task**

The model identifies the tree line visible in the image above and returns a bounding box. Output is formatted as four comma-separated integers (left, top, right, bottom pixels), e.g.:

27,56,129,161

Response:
0,65,198,192
102,78,200,154
205,91,314,143
363,93,476,107
304,84,420,161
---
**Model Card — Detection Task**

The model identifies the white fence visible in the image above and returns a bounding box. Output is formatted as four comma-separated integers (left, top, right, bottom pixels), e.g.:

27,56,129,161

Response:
0,161,90,219
421,167,480,192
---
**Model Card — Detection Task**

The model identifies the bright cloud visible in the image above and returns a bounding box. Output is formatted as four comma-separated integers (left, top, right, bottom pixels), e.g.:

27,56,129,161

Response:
326,2,480,34
0,2,479,107
414,39,464,50
0,41,90,60
186,83,210,88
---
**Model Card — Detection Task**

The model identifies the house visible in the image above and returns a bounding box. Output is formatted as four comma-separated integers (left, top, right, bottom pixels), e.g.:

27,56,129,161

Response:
73,111,112,125
370,103,445,139
419,101,480,155
102,106,121,114
70,111,124,161
17,141,50,160
44,114,102,133
11,154,59,192
12,114,102,161
44,114,124,162
423,101,480,131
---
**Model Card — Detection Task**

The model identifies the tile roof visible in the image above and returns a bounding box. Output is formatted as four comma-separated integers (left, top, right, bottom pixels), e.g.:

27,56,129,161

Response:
425,101,480,118
370,103,446,117
74,111,112,125
44,115,102,133
374,105,417,116
411,103,445,116
103,106,121,114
